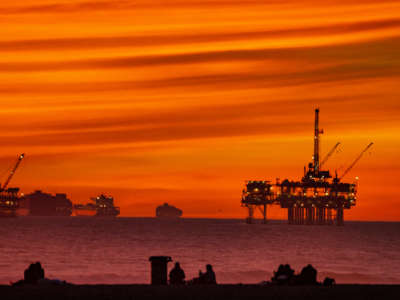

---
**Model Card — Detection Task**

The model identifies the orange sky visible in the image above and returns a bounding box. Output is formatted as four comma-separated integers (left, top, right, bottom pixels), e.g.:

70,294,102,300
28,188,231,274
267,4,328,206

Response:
1,0,399,220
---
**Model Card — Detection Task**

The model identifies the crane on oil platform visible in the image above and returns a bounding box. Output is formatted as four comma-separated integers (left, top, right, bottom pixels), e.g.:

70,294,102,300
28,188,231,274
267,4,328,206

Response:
0,153,25,192
337,143,373,181
320,142,341,168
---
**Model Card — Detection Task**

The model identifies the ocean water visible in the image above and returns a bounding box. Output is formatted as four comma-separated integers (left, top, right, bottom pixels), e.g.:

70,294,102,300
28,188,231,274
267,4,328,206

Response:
0,217,399,285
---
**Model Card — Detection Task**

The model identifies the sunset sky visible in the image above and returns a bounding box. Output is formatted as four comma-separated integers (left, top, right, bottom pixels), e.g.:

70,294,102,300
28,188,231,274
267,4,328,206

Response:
1,0,399,220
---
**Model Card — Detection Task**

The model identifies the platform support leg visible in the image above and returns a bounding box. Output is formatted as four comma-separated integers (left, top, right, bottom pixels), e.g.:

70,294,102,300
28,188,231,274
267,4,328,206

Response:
246,205,254,224
262,204,267,224
288,207,294,224
336,207,344,226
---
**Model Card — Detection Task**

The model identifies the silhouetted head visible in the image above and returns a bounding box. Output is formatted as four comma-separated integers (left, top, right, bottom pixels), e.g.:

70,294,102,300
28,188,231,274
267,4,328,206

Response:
175,262,180,268
206,264,213,271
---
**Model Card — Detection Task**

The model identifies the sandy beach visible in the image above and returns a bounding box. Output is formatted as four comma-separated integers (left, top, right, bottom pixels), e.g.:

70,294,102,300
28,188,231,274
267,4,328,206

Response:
1,284,400,300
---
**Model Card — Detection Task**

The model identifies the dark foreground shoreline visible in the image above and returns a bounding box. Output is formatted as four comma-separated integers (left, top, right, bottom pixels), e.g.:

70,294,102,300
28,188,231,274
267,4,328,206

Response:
1,284,400,300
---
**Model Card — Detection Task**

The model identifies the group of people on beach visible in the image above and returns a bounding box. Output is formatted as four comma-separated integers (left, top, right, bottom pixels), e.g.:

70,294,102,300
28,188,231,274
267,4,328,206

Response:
168,262,335,286
169,262,216,285
271,263,335,286
12,261,334,286
12,261,217,286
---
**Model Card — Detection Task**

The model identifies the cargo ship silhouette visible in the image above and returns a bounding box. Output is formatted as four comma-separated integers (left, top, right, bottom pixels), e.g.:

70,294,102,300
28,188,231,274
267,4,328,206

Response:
73,194,120,217
21,190,72,216
156,203,183,218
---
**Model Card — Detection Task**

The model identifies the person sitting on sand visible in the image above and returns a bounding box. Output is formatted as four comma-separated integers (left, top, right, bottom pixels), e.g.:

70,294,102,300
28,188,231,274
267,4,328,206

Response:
169,262,185,285
271,264,295,285
199,264,217,284
323,277,335,286
297,264,318,285
12,262,69,286
24,262,45,284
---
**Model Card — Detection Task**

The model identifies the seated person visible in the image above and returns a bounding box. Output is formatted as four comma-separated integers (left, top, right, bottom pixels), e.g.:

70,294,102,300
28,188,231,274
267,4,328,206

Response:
297,264,318,285
12,262,68,286
271,264,295,285
198,264,217,284
24,262,45,284
169,262,185,285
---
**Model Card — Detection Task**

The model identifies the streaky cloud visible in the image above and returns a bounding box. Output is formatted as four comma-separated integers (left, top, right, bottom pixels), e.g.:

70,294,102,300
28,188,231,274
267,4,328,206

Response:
0,18,399,52
0,58,399,94
0,35,400,72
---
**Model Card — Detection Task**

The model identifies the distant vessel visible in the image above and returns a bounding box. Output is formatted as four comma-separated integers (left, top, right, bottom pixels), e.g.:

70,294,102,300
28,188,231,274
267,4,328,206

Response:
156,203,182,218
22,190,72,216
73,194,120,217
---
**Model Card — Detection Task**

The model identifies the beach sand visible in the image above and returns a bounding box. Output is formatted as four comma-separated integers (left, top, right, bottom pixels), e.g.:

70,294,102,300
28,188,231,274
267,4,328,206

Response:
1,284,399,300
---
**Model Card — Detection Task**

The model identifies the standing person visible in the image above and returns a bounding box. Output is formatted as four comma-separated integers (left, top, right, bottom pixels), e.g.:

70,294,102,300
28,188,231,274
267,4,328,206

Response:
169,262,186,285
199,264,217,284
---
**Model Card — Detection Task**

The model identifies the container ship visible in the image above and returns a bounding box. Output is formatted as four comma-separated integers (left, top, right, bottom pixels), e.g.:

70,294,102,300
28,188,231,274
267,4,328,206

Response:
73,194,120,217
21,190,73,216
156,203,183,218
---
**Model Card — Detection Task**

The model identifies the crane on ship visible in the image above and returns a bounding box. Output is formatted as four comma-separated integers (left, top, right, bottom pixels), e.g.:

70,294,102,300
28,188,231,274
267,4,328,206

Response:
336,143,373,181
0,153,25,192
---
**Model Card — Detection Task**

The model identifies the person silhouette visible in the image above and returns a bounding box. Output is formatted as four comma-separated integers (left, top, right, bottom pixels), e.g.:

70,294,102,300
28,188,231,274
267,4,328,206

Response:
323,277,335,286
199,264,216,284
169,262,185,285
298,264,317,285
271,264,294,284
24,262,45,284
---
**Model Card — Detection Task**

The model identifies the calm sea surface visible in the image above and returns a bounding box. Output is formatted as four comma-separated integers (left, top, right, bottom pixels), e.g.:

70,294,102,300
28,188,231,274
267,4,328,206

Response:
0,217,399,284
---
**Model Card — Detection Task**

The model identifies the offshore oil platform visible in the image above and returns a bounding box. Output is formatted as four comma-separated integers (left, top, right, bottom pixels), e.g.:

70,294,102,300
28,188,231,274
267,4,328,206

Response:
241,109,373,225
0,153,24,217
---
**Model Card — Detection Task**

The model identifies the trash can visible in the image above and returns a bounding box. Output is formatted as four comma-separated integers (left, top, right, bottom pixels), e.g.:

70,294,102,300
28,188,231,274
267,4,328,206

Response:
149,256,172,285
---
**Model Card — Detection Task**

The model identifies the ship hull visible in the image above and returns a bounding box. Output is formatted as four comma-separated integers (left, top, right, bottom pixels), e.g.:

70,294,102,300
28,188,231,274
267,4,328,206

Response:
0,209,17,218
72,209,119,217
156,203,183,218
95,210,120,217
156,215,181,219
73,209,97,217
29,212,72,216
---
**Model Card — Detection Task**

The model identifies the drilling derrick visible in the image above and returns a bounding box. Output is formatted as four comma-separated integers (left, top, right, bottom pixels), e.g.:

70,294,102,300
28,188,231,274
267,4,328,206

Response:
313,108,322,176
241,109,372,226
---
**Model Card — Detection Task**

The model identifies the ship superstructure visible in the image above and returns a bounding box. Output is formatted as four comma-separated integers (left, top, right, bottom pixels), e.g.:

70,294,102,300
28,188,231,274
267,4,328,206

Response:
241,109,373,225
74,194,120,217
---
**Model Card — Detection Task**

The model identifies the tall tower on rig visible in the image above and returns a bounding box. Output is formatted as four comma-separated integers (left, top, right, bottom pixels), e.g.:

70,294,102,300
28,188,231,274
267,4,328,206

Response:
313,108,322,176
